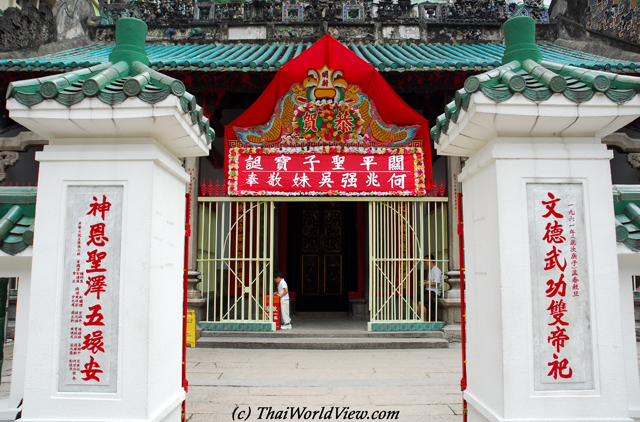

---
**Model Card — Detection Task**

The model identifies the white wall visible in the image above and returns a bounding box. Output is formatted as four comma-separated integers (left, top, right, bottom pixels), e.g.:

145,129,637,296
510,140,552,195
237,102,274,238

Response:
617,250,640,421
0,254,32,418
461,137,635,422
20,143,187,422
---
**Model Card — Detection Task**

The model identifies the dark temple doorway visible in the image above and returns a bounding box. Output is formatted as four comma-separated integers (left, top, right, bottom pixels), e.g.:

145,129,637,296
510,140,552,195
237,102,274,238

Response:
287,202,358,312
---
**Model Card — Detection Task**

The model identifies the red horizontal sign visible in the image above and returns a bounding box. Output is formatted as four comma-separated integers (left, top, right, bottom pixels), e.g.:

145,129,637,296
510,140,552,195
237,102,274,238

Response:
228,147,427,196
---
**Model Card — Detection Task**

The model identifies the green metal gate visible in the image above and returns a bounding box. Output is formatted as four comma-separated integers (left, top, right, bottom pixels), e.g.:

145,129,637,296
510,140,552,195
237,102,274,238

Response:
197,198,275,331
368,198,448,331
197,196,448,331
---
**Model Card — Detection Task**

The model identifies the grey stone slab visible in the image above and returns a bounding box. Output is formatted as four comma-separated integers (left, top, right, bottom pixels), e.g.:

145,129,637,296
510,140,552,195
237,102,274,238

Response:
249,386,331,396
185,403,233,414
187,414,227,421
183,393,210,403
369,394,463,405
397,416,463,422
196,337,449,350
330,395,373,406
0,340,513,421
218,371,378,381
212,362,299,369
426,372,463,379
330,385,461,396
370,372,430,380
387,404,456,416
187,377,460,387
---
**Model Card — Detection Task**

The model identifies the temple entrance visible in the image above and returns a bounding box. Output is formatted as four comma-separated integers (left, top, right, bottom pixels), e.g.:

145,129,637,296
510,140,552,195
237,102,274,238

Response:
286,202,358,312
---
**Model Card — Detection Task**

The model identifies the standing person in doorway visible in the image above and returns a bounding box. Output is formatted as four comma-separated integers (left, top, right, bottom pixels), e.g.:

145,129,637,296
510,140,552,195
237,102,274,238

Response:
274,271,292,330
417,255,443,321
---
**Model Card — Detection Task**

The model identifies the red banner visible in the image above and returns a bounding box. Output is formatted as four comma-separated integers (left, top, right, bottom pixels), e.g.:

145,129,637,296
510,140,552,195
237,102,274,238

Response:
224,35,433,191
228,147,426,196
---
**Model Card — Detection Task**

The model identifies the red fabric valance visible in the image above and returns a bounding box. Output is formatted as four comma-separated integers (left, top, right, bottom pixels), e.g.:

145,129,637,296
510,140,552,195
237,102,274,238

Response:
224,34,432,190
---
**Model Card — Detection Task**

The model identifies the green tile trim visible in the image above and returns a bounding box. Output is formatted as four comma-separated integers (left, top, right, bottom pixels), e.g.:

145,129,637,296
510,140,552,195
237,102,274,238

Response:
6,59,216,141
605,88,638,104
614,185,640,206
563,87,595,104
200,322,274,332
612,185,640,253
1,42,637,75
522,86,552,102
480,84,514,103
432,59,640,143
369,322,445,331
0,187,37,205
0,188,36,256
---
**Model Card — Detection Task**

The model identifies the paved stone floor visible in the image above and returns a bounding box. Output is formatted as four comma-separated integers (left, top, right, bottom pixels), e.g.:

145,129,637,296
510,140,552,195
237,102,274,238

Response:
0,342,639,421
185,346,464,422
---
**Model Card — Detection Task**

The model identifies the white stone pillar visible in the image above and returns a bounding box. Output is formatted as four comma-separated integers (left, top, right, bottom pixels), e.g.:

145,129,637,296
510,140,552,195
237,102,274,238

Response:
184,157,206,323
459,136,636,422
17,142,189,422
5,18,211,420
184,156,199,271
441,156,463,339
432,17,640,421
616,251,640,420
0,255,32,419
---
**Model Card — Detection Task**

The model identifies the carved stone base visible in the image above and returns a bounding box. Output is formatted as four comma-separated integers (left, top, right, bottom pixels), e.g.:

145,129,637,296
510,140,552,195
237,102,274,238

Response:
349,298,367,319
439,270,461,326
442,324,462,342
635,293,640,339
187,271,207,332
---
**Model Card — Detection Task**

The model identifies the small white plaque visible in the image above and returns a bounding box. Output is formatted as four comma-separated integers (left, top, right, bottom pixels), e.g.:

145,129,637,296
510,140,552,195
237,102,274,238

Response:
527,183,594,391
228,26,267,40
58,186,123,393
398,26,420,40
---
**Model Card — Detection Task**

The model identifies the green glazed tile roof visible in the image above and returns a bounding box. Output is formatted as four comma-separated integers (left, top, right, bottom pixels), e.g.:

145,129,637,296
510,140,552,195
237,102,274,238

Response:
0,42,637,74
430,58,640,144
430,16,640,144
613,185,640,252
6,59,215,144
5,18,215,144
0,186,36,256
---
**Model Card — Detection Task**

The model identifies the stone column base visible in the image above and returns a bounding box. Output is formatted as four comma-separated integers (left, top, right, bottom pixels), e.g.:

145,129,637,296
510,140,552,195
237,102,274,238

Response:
187,270,207,337
442,323,462,342
635,293,640,339
440,270,462,327
440,298,462,324
349,298,367,319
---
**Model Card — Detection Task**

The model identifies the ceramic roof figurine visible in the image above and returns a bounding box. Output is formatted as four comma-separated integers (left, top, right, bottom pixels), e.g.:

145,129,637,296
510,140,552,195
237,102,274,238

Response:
5,18,215,145
430,16,640,145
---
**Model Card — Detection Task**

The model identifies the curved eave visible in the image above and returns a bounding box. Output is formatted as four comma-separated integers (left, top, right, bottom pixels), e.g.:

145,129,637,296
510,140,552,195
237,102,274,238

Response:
6,60,215,145
431,59,640,149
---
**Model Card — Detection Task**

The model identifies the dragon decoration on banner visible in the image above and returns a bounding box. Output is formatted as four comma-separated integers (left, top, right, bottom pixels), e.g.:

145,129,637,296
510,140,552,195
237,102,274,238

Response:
232,66,420,147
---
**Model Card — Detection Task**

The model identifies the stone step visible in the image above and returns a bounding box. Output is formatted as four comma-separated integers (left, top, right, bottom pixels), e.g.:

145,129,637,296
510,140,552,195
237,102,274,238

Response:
200,330,444,339
195,336,450,350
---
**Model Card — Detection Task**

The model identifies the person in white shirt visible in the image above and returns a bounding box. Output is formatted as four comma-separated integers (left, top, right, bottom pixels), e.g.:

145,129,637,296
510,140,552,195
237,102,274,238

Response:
274,271,292,330
417,255,443,321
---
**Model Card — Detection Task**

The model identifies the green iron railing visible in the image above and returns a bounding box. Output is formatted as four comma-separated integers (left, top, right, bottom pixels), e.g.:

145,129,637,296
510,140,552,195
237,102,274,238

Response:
368,198,448,331
197,197,448,331
197,199,275,331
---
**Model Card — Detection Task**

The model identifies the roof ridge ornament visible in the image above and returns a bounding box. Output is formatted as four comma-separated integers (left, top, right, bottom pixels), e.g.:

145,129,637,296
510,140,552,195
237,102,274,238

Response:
502,16,542,65
108,18,150,67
